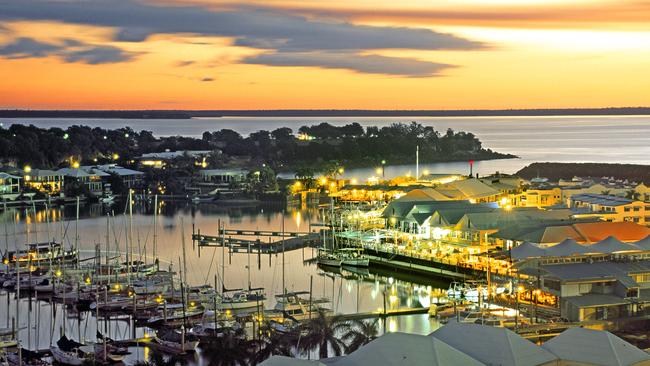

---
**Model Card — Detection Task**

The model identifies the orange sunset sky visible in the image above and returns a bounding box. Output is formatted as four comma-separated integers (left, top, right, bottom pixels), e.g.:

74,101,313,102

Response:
0,0,649,110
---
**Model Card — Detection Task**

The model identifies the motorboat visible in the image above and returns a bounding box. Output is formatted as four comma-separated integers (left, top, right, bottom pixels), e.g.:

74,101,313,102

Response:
266,291,332,321
316,250,342,267
339,248,370,267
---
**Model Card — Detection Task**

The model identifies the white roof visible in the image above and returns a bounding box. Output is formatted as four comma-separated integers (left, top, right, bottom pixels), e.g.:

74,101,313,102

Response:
542,327,650,366
0,172,20,180
260,356,325,366
139,150,211,160
334,332,485,366
511,242,547,260
545,238,591,257
586,236,640,254
430,322,558,366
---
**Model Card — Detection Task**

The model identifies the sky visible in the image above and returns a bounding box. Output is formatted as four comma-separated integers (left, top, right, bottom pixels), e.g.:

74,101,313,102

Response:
0,0,649,110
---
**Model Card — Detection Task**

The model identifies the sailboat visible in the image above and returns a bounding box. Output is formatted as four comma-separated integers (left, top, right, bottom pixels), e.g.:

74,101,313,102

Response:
50,336,91,366
210,223,265,312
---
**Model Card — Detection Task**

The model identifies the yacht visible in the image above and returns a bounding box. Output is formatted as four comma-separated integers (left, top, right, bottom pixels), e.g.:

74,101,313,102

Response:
266,291,332,321
339,248,370,267
2,242,77,265
316,250,342,267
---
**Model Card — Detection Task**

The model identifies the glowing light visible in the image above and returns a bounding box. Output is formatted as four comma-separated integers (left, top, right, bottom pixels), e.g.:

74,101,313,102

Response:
320,177,327,185
63,133,69,140
23,165,31,173
72,161,80,169
500,197,508,206
112,153,119,160
423,169,429,176
351,178,358,185
375,168,382,175
338,167,344,174
505,204,513,211
294,181,301,187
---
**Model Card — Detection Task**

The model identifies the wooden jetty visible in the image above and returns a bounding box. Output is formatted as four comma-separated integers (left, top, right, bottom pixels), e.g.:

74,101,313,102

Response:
192,226,321,253
338,307,429,321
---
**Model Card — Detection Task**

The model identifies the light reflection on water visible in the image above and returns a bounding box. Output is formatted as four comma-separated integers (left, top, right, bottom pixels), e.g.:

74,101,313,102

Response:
1,202,446,362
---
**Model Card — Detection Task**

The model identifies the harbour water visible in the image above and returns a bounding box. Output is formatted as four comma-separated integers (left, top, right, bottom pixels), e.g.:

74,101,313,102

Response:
0,202,446,362
5,115,650,177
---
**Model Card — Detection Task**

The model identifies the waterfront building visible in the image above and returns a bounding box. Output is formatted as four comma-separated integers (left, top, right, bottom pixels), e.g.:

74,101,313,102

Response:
199,168,248,186
0,172,21,198
137,150,212,168
570,193,649,226
58,167,108,196
635,183,650,202
262,322,650,365
23,169,64,194
491,221,650,248
512,235,650,322
86,164,145,189
433,178,504,202
512,186,563,208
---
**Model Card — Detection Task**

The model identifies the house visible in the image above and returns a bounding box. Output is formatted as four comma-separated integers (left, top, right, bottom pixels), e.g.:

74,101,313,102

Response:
57,167,107,196
0,172,21,197
199,168,248,186
23,169,64,195
511,235,650,322
570,193,649,226
137,150,212,168
87,165,145,189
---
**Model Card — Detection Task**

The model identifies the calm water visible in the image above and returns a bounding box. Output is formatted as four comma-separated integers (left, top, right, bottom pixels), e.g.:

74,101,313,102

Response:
5,115,650,176
0,202,445,358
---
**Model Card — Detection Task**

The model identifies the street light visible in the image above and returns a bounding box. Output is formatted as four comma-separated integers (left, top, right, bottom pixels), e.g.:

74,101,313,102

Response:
381,160,386,178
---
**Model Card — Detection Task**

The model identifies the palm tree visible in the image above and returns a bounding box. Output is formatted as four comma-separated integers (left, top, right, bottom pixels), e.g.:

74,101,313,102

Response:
133,347,192,366
341,319,379,353
625,190,641,200
200,327,255,366
298,310,349,359
252,324,299,364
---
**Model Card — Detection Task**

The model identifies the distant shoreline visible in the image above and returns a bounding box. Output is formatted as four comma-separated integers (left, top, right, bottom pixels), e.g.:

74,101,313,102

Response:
1,107,650,119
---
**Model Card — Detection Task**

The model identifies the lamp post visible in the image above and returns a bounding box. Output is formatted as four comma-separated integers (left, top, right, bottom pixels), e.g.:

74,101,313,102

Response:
381,160,386,178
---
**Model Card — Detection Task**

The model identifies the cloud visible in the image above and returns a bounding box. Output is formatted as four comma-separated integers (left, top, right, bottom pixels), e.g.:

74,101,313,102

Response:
200,77,214,82
63,45,134,64
244,51,451,77
0,0,482,76
0,37,133,64
0,1,481,50
0,37,59,58
176,60,196,67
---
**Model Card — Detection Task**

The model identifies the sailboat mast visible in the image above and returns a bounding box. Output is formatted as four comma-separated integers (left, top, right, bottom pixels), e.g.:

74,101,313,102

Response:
128,190,134,276
181,218,188,288
281,210,285,298
221,222,225,295
105,214,110,267
247,241,251,290
75,196,80,269
16,210,22,366
153,195,158,261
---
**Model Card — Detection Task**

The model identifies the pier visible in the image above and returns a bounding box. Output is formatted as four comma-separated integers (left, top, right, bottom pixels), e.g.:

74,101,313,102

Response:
192,229,321,253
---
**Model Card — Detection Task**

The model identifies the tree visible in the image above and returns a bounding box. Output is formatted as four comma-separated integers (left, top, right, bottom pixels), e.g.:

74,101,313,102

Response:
323,161,344,179
297,310,348,359
252,325,298,364
341,319,379,353
271,127,293,141
625,190,641,200
200,327,255,366
294,167,315,189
